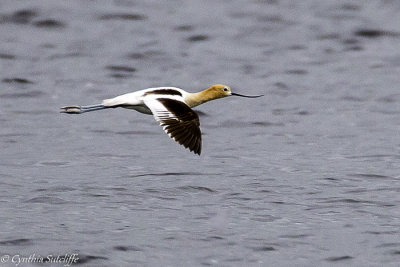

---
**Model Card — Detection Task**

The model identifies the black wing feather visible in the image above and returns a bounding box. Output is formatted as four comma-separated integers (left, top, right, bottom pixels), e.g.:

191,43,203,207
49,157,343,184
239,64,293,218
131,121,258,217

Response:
153,98,202,155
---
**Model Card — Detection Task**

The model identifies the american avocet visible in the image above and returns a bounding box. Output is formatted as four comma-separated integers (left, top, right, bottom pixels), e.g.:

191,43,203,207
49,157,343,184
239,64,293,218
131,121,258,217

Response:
61,84,263,155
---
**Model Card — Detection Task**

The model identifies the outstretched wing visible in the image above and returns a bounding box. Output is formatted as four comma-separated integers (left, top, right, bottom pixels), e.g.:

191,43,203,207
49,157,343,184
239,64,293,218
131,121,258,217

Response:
143,97,202,155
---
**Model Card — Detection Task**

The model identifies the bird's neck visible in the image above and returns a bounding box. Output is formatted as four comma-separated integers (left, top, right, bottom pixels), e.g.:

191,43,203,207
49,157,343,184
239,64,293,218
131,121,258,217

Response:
185,89,214,108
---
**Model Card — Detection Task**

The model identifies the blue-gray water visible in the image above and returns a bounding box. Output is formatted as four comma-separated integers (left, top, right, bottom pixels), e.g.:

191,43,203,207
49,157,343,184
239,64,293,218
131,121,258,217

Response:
1,0,400,266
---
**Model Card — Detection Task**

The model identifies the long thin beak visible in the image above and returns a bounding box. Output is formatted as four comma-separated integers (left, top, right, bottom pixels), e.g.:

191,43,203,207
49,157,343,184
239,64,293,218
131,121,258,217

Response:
231,92,264,98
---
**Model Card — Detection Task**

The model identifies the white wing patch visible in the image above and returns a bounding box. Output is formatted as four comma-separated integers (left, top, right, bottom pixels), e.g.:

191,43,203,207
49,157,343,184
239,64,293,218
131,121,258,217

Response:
144,95,183,122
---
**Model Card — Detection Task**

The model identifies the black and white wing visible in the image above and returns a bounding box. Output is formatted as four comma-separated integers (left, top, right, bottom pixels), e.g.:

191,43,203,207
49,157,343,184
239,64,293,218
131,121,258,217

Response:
143,97,202,155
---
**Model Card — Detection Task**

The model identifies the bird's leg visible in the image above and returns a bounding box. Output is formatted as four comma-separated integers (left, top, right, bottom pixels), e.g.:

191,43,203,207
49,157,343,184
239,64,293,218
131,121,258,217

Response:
60,104,108,114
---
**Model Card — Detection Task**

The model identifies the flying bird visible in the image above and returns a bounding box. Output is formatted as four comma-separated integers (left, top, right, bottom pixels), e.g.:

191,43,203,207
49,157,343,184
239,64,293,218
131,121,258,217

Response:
61,84,263,155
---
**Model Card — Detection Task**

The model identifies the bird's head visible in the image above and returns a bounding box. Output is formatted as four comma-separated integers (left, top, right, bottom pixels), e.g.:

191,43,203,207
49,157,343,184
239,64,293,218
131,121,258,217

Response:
207,84,264,99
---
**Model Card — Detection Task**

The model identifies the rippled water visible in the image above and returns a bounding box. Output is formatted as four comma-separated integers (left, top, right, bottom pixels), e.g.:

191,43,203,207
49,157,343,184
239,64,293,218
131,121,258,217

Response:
1,0,400,266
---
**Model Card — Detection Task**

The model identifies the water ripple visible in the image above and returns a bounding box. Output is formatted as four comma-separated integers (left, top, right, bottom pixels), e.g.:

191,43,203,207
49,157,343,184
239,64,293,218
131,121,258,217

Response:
25,196,68,204
354,29,400,38
75,254,108,265
177,186,216,193
2,78,34,84
130,172,205,178
0,238,33,246
98,13,147,21
113,245,142,251
325,255,353,262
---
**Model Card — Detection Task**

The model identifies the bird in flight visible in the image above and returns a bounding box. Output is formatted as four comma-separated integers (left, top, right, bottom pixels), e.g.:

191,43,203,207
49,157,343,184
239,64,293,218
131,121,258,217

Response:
61,84,263,155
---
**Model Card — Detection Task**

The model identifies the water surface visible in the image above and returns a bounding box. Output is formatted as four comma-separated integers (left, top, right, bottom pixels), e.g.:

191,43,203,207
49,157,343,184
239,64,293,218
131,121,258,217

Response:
1,0,400,266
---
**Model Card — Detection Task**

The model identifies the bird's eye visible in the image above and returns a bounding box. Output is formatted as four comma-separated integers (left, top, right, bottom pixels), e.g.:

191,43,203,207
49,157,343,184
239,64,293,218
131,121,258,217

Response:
223,87,228,92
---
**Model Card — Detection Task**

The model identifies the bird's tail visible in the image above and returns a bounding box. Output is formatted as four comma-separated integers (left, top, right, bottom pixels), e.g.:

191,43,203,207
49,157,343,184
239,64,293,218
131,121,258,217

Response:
60,104,108,114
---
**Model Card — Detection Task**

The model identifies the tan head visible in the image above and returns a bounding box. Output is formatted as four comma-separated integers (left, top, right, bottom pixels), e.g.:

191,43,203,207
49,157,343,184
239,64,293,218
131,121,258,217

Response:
186,84,263,108
205,84,264,99
205,84,233,99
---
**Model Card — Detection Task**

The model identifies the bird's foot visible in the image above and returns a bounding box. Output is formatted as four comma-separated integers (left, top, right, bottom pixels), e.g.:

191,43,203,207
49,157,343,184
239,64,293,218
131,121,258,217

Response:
60,105,82,114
